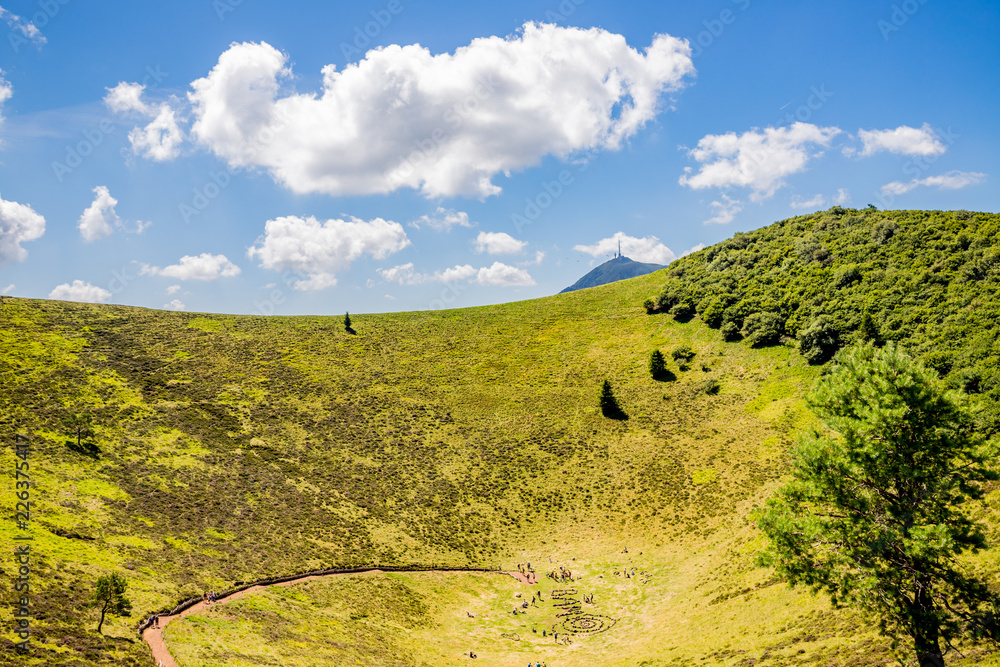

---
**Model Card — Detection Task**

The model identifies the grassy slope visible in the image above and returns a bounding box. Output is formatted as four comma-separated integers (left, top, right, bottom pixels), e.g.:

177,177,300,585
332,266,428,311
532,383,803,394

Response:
1,233,999,665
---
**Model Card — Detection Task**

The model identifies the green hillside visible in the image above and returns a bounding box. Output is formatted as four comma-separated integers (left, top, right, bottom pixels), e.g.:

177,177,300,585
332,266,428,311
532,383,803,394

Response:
2,209,1000,666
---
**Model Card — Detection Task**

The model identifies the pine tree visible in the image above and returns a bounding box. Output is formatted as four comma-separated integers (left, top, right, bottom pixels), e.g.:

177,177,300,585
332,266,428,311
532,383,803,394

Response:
344,312,352,330
599,380,627,420
649,350,667,380
857,309,881,345
759,344,1000,666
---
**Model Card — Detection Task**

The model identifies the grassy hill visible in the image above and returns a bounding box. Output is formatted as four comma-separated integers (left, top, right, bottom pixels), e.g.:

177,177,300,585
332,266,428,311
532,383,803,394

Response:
2,209,1000,666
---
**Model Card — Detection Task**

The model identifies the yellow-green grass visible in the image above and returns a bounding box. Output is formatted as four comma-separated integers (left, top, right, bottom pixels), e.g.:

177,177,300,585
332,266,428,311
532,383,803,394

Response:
1,270,999,666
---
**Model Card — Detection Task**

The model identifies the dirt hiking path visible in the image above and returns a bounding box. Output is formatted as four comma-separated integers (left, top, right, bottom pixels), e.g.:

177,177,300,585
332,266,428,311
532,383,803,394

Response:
142,569,535,667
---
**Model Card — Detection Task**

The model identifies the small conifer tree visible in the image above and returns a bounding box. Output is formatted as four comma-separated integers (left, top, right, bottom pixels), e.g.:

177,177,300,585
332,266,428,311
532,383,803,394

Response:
649,350,667,380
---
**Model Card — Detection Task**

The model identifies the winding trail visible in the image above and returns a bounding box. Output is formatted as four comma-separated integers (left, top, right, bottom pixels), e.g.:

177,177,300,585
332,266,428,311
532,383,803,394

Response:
141,568,537,667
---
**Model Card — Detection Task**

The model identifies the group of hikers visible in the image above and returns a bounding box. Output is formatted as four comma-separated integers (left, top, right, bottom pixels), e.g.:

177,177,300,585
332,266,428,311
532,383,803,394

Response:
203,590,219,604
547,566,574,583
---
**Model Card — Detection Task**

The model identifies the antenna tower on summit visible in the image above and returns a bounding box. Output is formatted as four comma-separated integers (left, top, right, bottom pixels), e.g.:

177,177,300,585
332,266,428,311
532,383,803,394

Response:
617,238,621,258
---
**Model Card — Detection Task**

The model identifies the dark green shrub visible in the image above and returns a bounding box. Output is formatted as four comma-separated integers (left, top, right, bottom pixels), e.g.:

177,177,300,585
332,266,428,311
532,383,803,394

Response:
699,298,726,328
721,321,741,342
798,316,840,364
872,220,899,244
671,345,695,363
670,300,695,321
833,265,861,289
743,312,784,347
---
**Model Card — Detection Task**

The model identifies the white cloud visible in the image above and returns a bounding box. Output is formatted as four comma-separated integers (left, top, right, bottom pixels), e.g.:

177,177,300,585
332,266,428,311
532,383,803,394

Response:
247,215,410,290
141,253,242,281
0,7,45,47
185,25,693,198
0,193,45,263
474,231,527,255
790,193,826,210
856,123,945,157
1,283,13,294
77,186,150,241
704,195,743,225
78,186,121,242
880,170,986,196
163,299,186,311
166,284,181,295
378,261,532,287
574,232,674,264
48,280,111,303
104,82,152,115
378,262,477,285
104,83,185,161
519,250,545,267
0,70,11,135
476,262,535,287
834,188,850,205
680,122,842,201
128,105,184,161
681,243,705,257
410,207,475,231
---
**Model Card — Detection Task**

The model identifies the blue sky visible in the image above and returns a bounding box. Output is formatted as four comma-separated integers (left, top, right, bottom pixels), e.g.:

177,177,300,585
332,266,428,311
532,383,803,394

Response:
0,0,997,315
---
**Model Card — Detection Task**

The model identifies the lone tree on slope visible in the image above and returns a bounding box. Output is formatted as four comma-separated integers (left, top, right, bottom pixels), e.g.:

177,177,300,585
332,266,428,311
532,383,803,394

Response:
759,344,1000,667
649,349,667,380
90,573,132,634
600,380,627,420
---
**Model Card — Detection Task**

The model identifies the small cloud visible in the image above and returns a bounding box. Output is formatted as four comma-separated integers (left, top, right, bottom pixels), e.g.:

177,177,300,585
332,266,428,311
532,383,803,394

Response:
880,170,986,196
680,123,842,201
474,231,527,255
166,284,181,295
78,186,149,241
574,232,675,263
163,299,186,311
410,207,476,231
518,250,545,267
704,195,743,225
247,215,410,291
141,253,241,281
790,194,827,210
834,188,850,205
104,82,152,115
0,193,46,263
855,123,946,158
78,186,121,242
0,7,46,48
377,261,532,287
475,262,535,287
1,283,14,294
384,294,397,300
49,280,111,303
681,243,705,257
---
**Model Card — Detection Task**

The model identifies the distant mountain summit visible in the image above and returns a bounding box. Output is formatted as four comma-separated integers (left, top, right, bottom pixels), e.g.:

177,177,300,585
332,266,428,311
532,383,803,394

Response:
560,254,667,293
